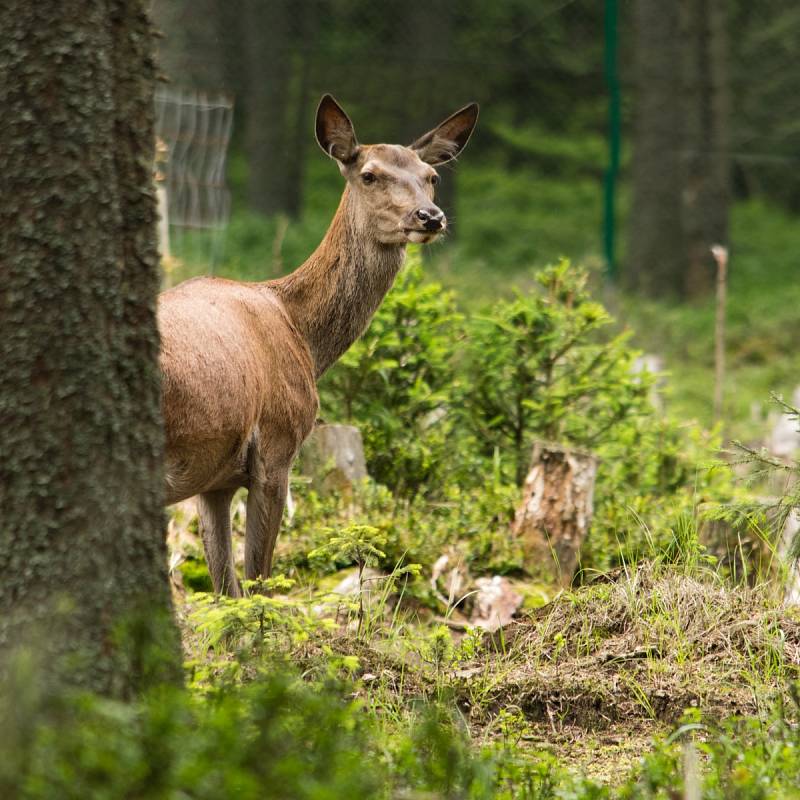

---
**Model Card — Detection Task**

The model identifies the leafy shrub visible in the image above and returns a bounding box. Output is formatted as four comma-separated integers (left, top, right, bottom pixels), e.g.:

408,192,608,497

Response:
0,662,518,800
1,673,385,800
449,260,733,573
281,474,522,582
616,701,800,800
584,414,730,574
319,248,464,498
459,259,652,485
311,258,733,577
7,660,800,799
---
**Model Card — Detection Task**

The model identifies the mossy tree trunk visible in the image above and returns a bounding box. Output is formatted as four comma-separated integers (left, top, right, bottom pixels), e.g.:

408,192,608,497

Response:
0,1,180,696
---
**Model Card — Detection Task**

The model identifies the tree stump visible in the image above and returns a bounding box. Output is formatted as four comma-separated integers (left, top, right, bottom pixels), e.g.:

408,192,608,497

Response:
511,442,598,586
298,424,368,494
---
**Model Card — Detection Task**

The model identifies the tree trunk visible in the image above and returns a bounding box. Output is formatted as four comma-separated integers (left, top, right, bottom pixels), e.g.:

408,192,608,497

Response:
0,0,180,697
626,0,685,297
242,0,293,216
285,0,318,219
680,0,730,297
511,443,598,586
151,0,226,90
298,424,368,495
626,0,730,299
398,0,459,235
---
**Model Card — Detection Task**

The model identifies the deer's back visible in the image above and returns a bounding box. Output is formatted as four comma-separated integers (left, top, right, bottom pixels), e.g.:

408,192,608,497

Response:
158,277,318,501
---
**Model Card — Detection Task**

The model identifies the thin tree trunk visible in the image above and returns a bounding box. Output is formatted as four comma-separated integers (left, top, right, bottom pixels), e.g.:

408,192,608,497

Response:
242,0,292,216
0,0,180,697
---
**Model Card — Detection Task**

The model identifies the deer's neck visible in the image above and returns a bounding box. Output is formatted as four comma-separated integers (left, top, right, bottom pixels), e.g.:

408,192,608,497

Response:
269,188,406,377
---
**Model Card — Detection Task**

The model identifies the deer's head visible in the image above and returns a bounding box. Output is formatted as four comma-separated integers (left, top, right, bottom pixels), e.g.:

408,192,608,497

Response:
315,95,478,245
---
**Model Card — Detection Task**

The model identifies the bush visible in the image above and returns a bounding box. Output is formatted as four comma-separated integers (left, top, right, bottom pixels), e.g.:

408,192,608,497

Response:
6,660,800,799
314,258,732,576
459,259,652,486
0,663,512,800
320,248,464,498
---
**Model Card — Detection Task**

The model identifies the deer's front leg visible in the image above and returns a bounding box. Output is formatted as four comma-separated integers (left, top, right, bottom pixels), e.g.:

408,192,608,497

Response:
244,462,290,582
197,488,242,597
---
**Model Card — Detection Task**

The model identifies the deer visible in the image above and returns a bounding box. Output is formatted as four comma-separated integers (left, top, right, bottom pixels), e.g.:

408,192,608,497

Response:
158,95,478,596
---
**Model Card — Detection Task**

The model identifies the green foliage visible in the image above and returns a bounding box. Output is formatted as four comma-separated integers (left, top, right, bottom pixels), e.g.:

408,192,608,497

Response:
460,259,651,485
179,557,213,593
8,654,800,800
620,199,800,440
617,699,800,799
1,672,385,800
281,475,523,581
709,393,800,568
308,523,388,572
308,259,734,577
320,248,463,498
584,413,731,574
308,523,422,637
186,580,328,687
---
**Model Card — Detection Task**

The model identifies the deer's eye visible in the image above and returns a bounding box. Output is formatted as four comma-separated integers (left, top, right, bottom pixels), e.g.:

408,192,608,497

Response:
430,174,440,186
361,172,376,185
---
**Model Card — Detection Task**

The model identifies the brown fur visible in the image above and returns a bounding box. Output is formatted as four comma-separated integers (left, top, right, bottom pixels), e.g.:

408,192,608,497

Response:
158,95,478,595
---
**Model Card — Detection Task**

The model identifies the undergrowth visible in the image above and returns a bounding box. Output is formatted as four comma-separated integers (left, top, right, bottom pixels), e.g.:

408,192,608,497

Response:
5,552,800,798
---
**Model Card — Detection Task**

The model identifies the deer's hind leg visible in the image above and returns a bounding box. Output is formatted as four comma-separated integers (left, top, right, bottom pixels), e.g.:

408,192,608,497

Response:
197,488,242,597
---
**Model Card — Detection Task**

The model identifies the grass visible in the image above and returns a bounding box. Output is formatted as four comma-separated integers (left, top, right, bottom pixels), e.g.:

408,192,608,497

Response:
167,491,800,791
5,481,798,796
617,199,800,440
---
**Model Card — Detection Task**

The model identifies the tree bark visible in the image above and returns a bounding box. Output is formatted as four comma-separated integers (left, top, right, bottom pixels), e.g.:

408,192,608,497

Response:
626,0,685,297
284,0,318,219
626,0,730,299
512,443,598,586
0,0,180,696
680,0,730,297
242,0,293,216
151,0,226,90
398,0,459,235
298,424,368,495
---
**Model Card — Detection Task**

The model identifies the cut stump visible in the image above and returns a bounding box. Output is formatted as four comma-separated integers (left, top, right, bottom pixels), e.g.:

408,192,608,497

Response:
298,423,367,494
512,442,597,586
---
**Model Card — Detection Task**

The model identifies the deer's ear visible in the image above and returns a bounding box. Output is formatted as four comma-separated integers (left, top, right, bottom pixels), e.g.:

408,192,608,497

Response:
316,94,359,164
410,102,479,166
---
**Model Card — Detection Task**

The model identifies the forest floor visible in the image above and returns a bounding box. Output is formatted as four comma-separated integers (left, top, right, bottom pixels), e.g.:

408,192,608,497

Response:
171,505,800,787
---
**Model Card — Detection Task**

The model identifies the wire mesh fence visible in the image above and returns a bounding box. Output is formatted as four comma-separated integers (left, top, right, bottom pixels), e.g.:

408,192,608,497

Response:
154,86,234,270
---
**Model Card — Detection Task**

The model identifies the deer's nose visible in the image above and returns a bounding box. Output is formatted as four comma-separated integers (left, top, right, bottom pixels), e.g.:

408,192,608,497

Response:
415,207,445,231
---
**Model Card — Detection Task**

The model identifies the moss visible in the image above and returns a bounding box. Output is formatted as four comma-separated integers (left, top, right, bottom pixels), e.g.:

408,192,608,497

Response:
180,559,213,593
0,1,179,697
